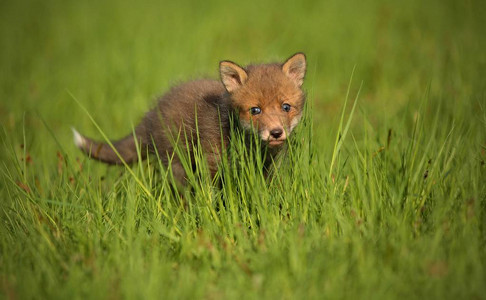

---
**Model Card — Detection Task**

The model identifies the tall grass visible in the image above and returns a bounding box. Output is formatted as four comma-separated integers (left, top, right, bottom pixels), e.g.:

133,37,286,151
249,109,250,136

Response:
1,0,485,298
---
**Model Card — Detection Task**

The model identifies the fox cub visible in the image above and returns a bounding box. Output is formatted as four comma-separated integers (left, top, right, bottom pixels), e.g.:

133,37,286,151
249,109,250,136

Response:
73,53,307,183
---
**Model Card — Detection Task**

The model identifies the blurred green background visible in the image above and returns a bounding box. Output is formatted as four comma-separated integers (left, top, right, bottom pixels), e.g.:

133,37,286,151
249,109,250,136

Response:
1,0,485,298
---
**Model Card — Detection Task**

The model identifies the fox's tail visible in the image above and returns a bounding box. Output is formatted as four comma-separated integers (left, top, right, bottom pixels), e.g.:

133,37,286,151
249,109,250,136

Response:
72,128,146,165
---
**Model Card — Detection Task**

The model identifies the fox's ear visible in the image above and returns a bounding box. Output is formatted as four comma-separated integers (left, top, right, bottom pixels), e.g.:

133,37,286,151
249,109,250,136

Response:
282,52,306,87
220,61,248,93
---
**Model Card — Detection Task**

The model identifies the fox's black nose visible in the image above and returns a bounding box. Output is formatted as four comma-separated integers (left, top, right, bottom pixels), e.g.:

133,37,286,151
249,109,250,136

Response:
270,128,283,139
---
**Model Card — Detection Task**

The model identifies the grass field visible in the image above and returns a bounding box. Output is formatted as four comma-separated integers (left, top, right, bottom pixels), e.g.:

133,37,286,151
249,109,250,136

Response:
1,0,485,298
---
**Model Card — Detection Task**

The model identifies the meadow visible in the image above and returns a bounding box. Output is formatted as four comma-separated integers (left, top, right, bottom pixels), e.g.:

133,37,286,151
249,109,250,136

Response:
1,0,485,298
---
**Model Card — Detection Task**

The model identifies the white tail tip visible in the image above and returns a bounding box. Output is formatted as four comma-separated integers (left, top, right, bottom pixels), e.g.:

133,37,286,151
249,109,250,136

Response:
71,127,86,148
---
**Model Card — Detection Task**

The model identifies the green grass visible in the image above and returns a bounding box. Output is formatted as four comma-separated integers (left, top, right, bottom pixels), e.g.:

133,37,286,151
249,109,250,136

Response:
1,0,485,298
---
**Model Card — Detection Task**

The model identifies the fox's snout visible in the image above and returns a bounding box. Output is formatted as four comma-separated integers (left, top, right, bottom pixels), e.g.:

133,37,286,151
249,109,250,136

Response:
270,128,283,139
261,126,286,141
262,126,286,147
239,112,292,144
256,114,290,147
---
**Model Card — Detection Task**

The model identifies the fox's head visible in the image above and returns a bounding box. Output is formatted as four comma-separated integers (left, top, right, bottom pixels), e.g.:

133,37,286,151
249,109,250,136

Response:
220,53,306,148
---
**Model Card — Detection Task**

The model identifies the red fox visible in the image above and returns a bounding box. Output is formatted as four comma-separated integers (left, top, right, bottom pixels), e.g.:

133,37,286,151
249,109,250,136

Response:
73,53,306,183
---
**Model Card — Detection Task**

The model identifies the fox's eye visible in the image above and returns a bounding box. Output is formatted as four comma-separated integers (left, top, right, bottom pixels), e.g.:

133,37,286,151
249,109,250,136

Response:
250,107,261,115
282,103,291,112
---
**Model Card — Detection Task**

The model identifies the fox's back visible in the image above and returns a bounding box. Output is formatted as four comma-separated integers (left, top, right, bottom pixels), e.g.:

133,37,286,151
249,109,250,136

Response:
142,79,230,156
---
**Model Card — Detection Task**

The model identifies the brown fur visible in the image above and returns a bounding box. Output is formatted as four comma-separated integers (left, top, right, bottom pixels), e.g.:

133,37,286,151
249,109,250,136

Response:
74,53,306,183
